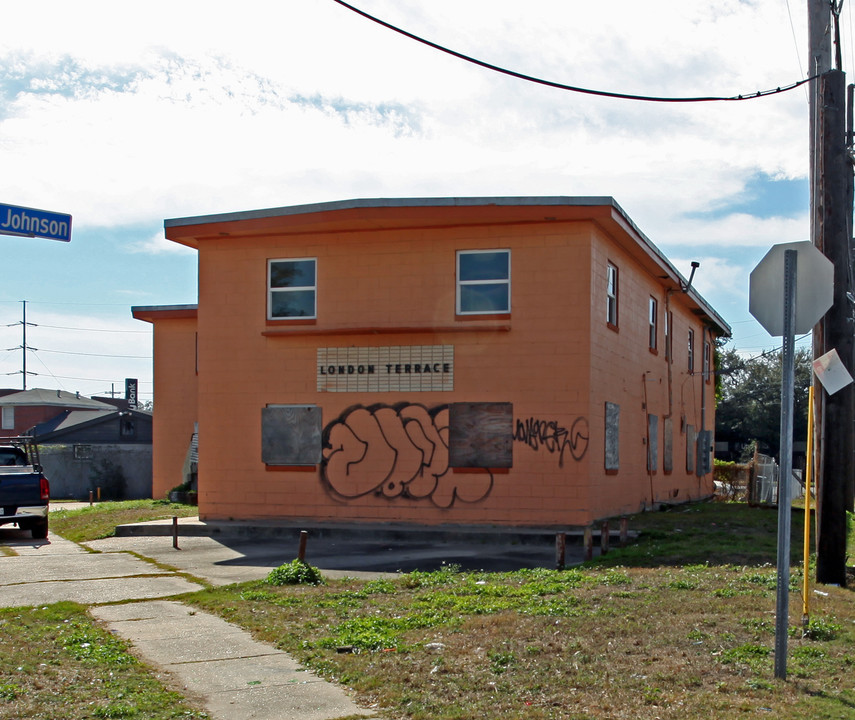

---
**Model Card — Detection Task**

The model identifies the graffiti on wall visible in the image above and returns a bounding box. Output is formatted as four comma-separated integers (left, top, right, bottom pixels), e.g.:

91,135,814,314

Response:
320,402,493,509
513,416,589,467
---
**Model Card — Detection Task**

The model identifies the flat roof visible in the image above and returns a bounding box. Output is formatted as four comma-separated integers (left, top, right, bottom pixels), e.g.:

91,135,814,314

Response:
132,304,198,323
164,196,622,229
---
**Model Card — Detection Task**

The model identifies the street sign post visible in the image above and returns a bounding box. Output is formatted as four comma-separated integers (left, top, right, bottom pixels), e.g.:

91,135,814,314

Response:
0,202,72,243
749,241,834,681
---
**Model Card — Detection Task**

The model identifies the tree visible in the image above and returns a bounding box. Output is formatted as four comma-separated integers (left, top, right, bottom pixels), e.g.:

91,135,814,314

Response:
715,344,812,461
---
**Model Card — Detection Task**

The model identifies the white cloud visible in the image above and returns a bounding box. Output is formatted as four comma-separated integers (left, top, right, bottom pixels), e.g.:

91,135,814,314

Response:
128,232,197,256
0,0,842,377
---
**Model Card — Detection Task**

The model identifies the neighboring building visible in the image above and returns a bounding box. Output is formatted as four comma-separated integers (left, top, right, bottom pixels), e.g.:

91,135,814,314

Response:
30,409,153,500
0,388,115,438
134,197,730,528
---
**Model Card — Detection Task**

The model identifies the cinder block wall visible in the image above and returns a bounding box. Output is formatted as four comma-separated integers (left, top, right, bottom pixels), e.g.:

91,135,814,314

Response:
39,444,152,500
196,220,596,526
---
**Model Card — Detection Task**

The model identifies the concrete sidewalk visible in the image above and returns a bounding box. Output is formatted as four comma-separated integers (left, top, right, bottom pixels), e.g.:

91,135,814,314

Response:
0,526,378,720
91,600,374,720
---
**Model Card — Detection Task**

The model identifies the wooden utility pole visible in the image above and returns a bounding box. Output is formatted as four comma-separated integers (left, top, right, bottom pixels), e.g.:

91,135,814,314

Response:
809,1,854,586
815,69,853,586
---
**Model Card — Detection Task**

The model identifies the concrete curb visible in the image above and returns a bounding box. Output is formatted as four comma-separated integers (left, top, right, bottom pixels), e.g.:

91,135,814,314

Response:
116,516,635,543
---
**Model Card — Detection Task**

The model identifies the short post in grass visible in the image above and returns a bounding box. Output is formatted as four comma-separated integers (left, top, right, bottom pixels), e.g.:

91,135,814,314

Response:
89,490,93,507
172,516,179,550
555,532,566,569
583,526,593,561
600,521,610,555
298,530,308,562
619,517,628,547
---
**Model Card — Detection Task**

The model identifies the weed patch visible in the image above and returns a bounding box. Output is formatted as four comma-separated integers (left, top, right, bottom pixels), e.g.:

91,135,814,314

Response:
265,559,325,586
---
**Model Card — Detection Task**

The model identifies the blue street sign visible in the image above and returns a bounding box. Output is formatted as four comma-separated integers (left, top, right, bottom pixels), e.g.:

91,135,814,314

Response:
0,203,72,242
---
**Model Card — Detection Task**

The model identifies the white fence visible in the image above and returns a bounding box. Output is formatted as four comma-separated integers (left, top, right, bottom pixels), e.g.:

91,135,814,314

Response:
751,453,805,505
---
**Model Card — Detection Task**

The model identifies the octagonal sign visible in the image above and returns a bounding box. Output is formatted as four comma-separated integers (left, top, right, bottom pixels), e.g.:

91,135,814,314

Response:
749,241,834,336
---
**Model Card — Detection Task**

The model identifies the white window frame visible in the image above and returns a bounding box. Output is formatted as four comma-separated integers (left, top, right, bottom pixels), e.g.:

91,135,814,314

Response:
456,249,511,315
606,262,618,327
703,340,711,382
664,310,673,362
688,329,695,373
267,258,317,320
648,297,658,351
1,406,13,430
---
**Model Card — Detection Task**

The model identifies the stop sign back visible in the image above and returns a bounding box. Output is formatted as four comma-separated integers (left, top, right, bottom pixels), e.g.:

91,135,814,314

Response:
749,241,834,336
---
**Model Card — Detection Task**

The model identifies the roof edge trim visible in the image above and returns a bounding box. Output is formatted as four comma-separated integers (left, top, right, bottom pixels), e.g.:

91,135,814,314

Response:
164,196,619,229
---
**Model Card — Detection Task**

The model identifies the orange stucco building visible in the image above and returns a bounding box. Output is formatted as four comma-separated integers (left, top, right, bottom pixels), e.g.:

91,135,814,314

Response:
133,197,729,528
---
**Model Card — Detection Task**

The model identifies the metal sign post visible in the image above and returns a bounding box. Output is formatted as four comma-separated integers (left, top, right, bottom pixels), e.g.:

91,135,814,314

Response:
749,241,834,682
774,249,797,680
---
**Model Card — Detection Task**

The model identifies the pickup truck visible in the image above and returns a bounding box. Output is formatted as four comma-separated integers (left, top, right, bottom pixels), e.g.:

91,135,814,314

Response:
0,437,50,539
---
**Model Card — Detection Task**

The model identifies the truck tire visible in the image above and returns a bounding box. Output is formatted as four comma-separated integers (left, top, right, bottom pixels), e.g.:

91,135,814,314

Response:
31,518,48,539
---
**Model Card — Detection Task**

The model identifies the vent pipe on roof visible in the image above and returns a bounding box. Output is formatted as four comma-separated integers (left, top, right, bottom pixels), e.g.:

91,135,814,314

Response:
681,261,700,293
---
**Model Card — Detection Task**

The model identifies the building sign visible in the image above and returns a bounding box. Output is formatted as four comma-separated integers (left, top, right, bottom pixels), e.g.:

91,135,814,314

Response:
125,378,138,410
0,203,72,242
318,345,454,392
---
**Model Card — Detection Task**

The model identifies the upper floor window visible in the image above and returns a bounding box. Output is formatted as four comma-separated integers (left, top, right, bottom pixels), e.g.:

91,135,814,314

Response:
268,258,317,320
664,310,673,362
703,340,711,382
1,406,13,430
456,249,510,315
606,262,619,328
648,297,658,351
688,329,695,373
120,417,136,438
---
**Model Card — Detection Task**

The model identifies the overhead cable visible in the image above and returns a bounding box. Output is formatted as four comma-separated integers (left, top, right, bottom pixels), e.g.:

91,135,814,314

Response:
37,323,149,334
330,0,817,103
29,347,151,360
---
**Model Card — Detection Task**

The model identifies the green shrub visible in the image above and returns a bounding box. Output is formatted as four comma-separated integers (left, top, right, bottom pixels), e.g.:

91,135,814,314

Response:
265,559,325,586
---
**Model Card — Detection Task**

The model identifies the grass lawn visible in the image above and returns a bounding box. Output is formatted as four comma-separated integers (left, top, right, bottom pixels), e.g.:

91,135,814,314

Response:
184,501,855,720
3,499,854,719
49,499,199,543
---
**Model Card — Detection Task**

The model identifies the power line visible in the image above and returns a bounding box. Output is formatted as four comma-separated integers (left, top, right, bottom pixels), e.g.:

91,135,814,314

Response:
331,0,817,103
36,323,149,334
28,348,151,360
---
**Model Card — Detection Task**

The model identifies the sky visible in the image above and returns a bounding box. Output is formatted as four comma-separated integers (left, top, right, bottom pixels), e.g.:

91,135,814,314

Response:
0,0,841,403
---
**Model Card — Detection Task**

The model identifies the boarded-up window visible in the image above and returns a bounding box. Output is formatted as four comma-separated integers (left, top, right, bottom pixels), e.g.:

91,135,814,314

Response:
448,402,513,468
262,405,322,465
605,402,620,471
647,414,658,472
74,444,93,460
686,424,696,474
663,416,673,474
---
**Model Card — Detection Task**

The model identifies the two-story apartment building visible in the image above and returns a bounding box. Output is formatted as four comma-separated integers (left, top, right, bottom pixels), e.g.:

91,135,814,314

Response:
133,197,729,528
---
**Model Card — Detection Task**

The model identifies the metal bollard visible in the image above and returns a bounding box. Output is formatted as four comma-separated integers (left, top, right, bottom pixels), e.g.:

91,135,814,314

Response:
555,532,566,569
298,530,308,562
583,526,593,561
172,516,179,550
